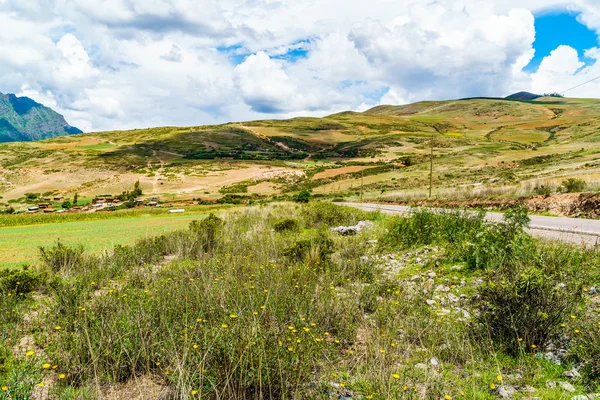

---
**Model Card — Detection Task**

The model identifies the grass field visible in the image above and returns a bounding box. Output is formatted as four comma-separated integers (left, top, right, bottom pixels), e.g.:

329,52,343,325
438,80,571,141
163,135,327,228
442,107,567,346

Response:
0,202,598,399
0,208,229,268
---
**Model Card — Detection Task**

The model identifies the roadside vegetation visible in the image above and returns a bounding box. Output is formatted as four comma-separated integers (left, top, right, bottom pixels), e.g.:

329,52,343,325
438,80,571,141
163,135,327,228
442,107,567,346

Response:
0,202,598,399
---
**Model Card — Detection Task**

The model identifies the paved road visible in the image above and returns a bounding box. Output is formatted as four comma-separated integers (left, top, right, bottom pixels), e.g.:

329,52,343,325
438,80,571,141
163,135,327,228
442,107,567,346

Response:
338,202,600,246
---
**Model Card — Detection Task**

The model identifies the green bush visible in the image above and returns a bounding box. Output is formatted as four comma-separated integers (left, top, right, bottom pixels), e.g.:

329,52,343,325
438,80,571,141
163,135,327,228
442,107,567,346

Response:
301,202,372,228
569,316,600,384
283,231,334,265
384,209,486,248
189,213,224,252
273,218,300,232
562,178,586,193
295,188,312,203
38,240,84,273
533,184,552,196
457,207,532,270
0,266,44,295
474,264,583,355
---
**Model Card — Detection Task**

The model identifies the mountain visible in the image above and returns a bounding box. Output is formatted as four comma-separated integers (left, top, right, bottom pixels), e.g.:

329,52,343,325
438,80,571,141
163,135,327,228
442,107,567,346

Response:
505,91,541,101
1,95,600,206
0,92,82,142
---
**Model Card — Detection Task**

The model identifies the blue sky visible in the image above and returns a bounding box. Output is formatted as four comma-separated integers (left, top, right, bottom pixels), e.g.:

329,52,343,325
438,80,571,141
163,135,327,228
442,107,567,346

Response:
525,11,599,73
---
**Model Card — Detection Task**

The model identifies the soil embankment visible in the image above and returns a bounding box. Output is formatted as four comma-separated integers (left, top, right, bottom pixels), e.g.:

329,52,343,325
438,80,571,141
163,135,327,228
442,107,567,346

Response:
380,192,600,219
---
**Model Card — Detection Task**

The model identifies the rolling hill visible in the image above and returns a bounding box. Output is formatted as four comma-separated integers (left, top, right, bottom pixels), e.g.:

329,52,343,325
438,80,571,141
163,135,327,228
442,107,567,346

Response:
0,92,82,142
1,95,600,209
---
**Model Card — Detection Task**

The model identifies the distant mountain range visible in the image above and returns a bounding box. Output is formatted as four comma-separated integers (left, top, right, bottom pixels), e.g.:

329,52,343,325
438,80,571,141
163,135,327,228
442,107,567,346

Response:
0,92,82,142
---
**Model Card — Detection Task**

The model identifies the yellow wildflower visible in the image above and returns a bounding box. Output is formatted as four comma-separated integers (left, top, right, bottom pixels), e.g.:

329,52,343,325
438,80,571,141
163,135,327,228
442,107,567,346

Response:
42,363,51,369
392,373,400,379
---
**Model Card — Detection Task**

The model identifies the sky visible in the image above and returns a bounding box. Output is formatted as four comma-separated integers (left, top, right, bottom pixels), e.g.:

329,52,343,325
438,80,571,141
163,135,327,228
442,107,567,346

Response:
1,0,600,132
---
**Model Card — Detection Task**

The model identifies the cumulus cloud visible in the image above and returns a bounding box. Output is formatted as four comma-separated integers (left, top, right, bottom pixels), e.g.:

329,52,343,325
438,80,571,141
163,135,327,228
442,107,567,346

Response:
160,44,183,62
0,0,599,131
234,52,298,113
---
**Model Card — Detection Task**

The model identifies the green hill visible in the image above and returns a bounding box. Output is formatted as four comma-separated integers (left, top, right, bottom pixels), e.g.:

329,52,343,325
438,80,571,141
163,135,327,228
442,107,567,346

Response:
1,96,600,207
0,92,82,142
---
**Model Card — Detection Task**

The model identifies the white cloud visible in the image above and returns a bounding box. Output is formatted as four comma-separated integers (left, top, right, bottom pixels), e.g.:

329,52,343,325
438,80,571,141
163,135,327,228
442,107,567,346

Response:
0,0,599,132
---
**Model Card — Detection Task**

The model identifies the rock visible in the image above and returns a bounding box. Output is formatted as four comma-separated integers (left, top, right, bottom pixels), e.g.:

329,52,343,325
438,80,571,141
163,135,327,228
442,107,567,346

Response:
414,363,427,369
546,381,557,389
564,368,582,379
542,352,562,365
447,293,459,303
426,299,436,306
450,265,463,271
589,286,598,295
366,239,378,244
498,385,517,398
330,221,373,236
571,395,600,400
428,272,437,278
430,357,440,367
522,386,537,393
435,284,450,292
560,382,576,393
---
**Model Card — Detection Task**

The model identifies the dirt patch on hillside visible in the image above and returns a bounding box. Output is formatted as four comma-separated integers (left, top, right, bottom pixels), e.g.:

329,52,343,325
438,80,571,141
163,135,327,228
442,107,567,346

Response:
312,166,377,180
383,192,600,218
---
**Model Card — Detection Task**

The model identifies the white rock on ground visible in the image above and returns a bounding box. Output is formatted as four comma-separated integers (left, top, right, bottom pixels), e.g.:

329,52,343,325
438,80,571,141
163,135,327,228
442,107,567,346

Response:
330,220,374,235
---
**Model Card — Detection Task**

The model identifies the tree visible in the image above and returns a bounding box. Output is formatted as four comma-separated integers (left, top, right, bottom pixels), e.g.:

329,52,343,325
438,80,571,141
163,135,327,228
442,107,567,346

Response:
133,180,143,197
73,193,79,206
295,189,312,203
62,200,73,210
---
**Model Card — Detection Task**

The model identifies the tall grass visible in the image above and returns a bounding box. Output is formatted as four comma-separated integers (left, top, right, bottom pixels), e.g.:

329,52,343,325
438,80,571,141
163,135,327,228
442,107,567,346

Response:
1,202,599,399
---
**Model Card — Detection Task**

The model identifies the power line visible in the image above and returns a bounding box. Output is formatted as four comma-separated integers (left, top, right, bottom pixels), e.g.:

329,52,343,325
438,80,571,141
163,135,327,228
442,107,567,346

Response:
561,74,600,95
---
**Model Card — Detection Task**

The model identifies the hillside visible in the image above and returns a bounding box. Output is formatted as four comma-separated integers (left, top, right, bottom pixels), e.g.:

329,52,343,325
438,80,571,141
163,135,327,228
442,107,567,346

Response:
0,93,82,142
1,96,600,209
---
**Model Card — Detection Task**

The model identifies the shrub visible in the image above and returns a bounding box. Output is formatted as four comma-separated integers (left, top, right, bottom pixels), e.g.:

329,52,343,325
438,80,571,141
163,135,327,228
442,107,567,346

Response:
273,218,300,232
384,209,486,248
302,202,372,228
533,184,552,196
283,231,334,265
0,265,44,295
569,317,600,384
474,264,583,355
562,178,586,193
38,240,84,273
295,188,312,203
458,206,532,270
189,213,224,252
2,206,15,215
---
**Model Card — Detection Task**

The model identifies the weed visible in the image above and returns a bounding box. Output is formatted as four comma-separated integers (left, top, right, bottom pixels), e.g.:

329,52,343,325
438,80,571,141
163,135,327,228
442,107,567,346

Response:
273,218,300,232
38,240,84,273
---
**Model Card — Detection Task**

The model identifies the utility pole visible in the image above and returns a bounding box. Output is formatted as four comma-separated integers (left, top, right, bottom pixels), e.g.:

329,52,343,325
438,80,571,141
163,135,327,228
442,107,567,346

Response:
429,131,434,198
360,169,364,202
